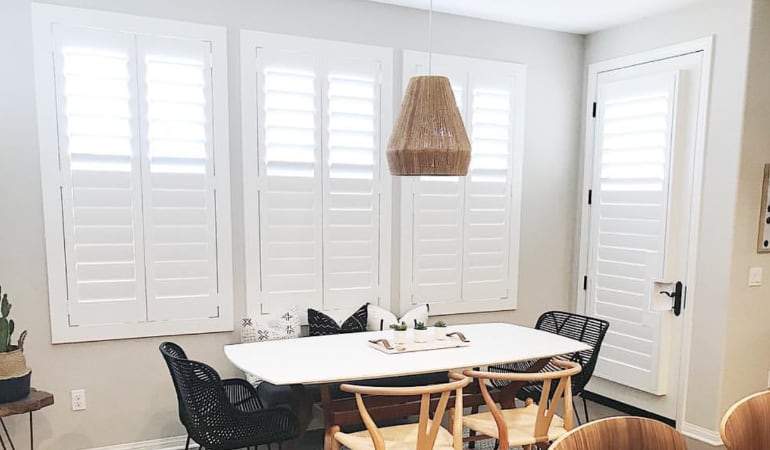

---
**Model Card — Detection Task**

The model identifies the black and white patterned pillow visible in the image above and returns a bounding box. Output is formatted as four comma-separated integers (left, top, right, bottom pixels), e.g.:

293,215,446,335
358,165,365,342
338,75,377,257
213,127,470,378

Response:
308,304,368,336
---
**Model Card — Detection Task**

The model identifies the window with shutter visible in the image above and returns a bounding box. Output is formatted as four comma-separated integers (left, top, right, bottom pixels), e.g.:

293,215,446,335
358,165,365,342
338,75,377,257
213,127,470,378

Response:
400,52,525,316
33,5,232,343
242,32,392,321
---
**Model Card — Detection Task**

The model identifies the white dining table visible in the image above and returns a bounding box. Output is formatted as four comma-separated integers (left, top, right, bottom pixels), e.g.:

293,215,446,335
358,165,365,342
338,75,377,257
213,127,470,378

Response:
224,322,589,449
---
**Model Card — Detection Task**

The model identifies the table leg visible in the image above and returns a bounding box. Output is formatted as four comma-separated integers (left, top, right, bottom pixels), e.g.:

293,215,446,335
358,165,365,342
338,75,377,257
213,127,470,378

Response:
320,384,334,450
288,384,312,450
28,413,32,450
498,358,550,409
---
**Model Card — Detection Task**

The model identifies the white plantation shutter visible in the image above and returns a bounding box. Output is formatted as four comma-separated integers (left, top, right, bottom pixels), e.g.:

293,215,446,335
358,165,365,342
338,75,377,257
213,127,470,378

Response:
257,50,323,314
412,177,465,302
410,68,467,304
53,26,146,326
401,52,524,315
324,62,382,310
588,72,678,394
34,6,231,342
138,36,221,321
243,32,392,319
462,81,515,302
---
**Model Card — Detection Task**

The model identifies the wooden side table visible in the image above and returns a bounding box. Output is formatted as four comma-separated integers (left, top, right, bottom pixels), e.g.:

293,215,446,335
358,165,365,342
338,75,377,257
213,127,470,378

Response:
0,389,54,450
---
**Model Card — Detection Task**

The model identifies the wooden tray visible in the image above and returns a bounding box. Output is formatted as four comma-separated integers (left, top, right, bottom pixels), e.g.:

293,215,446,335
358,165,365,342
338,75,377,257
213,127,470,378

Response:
368,334,470,354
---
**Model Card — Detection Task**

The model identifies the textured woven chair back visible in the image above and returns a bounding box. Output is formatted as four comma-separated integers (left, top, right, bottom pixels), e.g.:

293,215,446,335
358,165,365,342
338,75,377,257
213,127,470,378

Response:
159,342,231,431
721,390,770,450
536,311,609,392
339,373,471,450
550,416,686,450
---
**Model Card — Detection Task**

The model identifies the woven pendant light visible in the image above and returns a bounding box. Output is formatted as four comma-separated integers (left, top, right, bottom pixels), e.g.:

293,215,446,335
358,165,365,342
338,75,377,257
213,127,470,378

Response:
387,76,471,176
386,0,471,176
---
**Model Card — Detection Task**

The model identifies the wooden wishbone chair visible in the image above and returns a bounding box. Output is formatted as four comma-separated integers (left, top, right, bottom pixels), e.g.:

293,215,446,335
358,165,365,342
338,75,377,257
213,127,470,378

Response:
720,390,770,450
549,416,687,450
463,359,581,449
332,372,471,450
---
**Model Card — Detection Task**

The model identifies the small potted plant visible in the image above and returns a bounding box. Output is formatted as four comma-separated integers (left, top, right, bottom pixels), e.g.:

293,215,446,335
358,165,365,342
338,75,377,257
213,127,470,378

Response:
390,322,408,345
413,321,430,343
434,320,448,340
0,287,30,403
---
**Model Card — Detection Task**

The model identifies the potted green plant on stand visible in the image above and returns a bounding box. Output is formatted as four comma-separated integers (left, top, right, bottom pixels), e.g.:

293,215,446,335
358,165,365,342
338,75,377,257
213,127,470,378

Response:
413,321,430,343
0,287,30,403
434,320,448,340
390,322,408,345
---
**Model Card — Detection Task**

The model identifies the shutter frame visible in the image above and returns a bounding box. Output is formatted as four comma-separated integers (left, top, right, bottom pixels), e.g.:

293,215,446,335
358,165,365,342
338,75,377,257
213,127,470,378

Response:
242,31,393,323
33,4,233,342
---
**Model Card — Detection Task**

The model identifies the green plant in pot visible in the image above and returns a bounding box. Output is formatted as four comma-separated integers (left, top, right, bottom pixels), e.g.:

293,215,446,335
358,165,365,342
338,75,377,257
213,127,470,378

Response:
390,322,408,345
413,321,430,343
0,287,30,403
434,320,448,340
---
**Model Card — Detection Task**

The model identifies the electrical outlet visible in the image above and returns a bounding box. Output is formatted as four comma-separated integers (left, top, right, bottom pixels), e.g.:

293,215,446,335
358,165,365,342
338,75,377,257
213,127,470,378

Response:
71,389,86,411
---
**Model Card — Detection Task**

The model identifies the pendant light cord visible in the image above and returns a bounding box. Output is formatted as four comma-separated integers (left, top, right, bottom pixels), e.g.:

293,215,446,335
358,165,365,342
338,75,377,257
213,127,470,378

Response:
428,0,433,75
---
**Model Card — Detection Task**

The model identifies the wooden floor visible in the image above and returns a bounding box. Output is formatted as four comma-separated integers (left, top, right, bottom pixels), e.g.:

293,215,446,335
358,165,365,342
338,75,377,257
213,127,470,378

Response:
295,399,723,449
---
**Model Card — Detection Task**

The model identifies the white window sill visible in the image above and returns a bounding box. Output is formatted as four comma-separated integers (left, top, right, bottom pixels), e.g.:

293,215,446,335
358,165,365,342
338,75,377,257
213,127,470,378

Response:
50,317,233,344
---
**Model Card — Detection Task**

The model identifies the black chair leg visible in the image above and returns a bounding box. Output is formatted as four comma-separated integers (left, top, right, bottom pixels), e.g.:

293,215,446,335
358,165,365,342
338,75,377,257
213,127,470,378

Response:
582,395,590,422
573,398,583,425
184,435,190,450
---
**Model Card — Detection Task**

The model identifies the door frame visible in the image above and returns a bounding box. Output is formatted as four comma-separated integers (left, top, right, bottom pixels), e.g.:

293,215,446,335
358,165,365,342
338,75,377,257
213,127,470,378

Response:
575,37,714,430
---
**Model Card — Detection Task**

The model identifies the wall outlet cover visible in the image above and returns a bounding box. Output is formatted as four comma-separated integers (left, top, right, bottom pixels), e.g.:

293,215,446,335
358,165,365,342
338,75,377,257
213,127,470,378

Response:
749,267,763,287
71,389,86,411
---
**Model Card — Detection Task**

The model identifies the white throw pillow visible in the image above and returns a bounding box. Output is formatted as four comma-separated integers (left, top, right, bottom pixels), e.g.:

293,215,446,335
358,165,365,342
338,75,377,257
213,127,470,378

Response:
240,305,300,385
367,304,429,331
241,305,301,343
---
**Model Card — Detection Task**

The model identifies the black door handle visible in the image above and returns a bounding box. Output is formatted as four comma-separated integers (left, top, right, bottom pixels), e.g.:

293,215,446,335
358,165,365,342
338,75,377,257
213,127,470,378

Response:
660,281,684,317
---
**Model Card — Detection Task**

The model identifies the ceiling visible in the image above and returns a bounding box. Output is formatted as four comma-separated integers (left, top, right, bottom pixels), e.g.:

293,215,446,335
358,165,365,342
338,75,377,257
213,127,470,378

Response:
363,0,704,34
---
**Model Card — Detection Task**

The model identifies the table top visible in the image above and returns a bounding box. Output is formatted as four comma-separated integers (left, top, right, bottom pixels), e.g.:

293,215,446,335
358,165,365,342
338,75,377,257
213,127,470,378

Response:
0,389,55,417
225,323,590,385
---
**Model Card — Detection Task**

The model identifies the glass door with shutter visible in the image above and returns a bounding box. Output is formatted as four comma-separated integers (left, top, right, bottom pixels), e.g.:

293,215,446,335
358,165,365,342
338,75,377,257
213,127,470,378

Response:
584,51,704,419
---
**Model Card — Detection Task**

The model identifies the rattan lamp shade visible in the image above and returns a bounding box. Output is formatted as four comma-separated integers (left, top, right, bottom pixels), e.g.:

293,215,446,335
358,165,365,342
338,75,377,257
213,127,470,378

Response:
387,75,471,176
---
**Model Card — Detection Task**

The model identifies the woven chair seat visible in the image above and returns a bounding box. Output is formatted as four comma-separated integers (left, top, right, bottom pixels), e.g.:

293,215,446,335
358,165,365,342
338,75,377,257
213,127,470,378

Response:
462,403,569,447
335,420,455,450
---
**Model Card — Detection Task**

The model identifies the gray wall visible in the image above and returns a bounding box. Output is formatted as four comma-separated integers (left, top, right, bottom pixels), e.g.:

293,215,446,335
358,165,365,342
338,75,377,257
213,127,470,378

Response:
721,0,770,416
584,0,753,431
0,0,584,447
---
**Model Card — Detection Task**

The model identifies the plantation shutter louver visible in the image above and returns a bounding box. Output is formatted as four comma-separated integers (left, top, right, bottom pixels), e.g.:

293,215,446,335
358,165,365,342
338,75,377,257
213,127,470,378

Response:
36,6,232,341
244,33,392,319
402,52,523,315
52,25,147,326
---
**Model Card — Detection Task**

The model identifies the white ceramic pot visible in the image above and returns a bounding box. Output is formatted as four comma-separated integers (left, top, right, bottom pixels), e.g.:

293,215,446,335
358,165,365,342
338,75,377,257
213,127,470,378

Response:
434,327,447,340
413,328,430,343
393,330,408,345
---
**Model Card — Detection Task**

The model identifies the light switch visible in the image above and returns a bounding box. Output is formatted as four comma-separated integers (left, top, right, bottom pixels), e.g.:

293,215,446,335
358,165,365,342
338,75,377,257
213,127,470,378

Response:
749,267,763,287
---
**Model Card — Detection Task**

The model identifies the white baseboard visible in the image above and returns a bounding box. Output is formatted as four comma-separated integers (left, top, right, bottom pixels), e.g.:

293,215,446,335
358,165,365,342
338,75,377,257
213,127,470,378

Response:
86,435,199,450
681,422,724,447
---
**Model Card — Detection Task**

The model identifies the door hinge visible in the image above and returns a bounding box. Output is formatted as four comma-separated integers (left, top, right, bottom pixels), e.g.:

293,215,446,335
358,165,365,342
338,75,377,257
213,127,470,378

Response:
588,189,593,205
592,102,597,118
583,276,588,291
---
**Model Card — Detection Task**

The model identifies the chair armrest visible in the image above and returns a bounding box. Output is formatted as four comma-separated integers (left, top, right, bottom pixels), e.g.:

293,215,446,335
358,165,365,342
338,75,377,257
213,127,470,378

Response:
223,378,263,412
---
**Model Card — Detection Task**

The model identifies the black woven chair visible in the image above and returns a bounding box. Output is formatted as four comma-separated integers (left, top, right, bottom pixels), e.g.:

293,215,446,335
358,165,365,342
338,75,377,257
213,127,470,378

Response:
491,311,610,424
160,342,301,450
